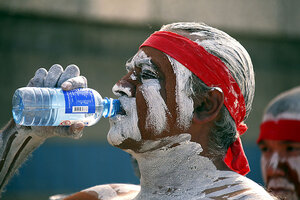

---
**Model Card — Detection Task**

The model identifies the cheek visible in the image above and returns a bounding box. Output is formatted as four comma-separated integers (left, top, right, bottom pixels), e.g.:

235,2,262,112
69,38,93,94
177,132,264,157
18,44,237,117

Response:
261,155,268,183
287,156,300,188
136,80,170,140
135,87,150,139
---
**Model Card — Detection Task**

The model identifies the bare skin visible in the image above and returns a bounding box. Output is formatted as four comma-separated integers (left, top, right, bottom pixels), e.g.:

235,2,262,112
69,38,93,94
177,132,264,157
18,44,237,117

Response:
1,31,275,199
62,46,274,199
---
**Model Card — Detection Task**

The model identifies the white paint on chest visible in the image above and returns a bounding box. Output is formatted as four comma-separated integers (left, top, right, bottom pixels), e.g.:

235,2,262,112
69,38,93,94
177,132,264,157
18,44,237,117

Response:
140,79,169,134
129,134,273,200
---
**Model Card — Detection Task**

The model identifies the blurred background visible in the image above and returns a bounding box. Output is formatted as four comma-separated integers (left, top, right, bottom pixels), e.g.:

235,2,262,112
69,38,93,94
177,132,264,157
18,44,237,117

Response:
0,0,299,199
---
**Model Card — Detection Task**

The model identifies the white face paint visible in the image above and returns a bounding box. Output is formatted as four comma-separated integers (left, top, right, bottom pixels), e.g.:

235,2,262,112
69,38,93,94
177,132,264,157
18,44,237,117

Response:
261,148,300,199
107,95,141,146
269,152,279,170
140,79,169,135
166,55,194,130
261,155,268,182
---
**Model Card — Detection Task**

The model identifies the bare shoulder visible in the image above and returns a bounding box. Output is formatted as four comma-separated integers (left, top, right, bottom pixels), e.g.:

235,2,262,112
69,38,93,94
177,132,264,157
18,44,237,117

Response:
224,175,276,199
203,172,276,199
61,184,140,200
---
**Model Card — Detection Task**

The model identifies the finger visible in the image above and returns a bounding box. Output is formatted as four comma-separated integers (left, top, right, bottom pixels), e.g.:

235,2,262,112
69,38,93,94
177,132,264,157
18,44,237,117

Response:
44,64,63,87
53,121,84,139
27,68,48,87
61,76,88,91
70,122,85,139
57,64,80,87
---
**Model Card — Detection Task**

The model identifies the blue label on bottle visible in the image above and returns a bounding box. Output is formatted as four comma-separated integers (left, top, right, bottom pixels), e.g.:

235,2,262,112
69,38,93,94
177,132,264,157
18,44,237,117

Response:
63,89,95,114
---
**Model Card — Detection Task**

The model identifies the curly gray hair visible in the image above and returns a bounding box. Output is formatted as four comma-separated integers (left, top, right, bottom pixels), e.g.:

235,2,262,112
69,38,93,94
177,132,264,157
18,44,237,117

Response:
263,86,300,122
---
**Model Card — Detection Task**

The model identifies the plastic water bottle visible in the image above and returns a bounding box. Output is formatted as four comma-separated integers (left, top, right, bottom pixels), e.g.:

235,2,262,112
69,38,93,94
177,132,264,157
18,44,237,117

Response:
12,87,121,126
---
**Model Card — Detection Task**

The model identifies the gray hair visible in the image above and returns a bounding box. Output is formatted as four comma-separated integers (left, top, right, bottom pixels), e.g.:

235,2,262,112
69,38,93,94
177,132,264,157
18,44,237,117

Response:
263,86,300,122
160,22,255,157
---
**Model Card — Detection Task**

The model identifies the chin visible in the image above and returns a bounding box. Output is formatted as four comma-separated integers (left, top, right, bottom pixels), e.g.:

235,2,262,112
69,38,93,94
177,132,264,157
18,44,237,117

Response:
107,115,141,147
107,96,142,146
270,190,298,200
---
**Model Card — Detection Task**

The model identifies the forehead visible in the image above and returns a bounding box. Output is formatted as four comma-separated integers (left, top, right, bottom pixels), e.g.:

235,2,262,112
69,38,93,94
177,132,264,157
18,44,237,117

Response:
127,47,174,74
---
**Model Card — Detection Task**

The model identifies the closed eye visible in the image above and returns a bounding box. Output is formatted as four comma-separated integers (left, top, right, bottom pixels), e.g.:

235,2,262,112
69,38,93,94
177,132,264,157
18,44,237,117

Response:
141,70,158,80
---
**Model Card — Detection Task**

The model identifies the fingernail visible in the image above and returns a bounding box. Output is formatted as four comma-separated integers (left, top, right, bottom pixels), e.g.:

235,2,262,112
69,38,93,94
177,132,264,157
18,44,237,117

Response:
75,123,83,129
62,82,72,90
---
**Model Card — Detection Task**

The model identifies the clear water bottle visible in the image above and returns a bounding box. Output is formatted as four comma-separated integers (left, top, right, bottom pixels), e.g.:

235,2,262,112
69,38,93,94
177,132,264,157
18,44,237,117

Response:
12,87,121,126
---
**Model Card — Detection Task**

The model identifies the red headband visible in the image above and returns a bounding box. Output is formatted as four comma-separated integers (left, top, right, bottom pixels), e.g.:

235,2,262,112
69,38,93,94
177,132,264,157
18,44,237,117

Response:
140,31,249,175
258,119,300,143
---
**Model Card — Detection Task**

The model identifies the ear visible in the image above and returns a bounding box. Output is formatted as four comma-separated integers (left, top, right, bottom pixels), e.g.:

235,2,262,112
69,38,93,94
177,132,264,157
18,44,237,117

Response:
193,87,224,124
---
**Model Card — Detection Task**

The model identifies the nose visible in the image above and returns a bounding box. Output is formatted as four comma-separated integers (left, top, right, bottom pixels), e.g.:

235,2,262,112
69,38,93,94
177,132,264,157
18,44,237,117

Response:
112,73,136,97
265,153,287,178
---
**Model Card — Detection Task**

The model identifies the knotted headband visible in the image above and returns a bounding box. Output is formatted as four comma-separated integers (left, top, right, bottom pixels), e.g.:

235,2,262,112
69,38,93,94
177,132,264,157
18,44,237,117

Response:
257,119,300,143
140,31,250,175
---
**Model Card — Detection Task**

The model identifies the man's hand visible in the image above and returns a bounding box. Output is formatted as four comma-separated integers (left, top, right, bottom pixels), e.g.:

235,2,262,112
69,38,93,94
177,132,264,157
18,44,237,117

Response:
25,64,87,139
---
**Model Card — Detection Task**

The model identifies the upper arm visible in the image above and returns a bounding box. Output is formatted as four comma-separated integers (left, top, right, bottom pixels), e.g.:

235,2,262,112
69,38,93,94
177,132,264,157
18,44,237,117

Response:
62,184,140,200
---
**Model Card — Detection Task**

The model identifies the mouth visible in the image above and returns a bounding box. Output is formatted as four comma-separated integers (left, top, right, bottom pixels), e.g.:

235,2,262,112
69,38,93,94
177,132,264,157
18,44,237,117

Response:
114,98,127,117
118,104,127,115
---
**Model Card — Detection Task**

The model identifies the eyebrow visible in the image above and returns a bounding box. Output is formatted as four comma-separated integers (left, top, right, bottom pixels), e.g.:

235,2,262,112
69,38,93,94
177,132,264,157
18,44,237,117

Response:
258,140,300,145
280,141,300,145
125,57,135,72
134,57,155,69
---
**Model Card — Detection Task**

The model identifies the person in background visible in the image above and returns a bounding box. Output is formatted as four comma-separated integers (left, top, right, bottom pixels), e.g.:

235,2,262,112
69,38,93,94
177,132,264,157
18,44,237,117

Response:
258,86,300,200
1,22,275,199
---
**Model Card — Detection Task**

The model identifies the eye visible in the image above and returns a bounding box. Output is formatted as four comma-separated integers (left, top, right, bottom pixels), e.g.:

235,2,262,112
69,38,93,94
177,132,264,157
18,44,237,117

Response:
261,147,268,152
141,70,158,80
259,145,269,153
286,146,295,152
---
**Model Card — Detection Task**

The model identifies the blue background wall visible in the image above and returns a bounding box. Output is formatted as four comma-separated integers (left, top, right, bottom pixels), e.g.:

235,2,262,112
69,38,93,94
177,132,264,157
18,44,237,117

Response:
3,142,263,200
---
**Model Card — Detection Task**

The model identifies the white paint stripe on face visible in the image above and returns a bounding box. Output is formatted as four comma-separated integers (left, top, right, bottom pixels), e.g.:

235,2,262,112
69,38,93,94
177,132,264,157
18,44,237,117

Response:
287,156,300,183
166,54,194,130
261,156,268,182
130,73,137,81
140,79,169,135
270,152,279,170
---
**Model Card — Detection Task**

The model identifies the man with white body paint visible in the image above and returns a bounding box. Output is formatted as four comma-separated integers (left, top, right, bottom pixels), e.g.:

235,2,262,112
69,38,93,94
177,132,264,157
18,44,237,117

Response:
0,22,275,199
258,86,300,200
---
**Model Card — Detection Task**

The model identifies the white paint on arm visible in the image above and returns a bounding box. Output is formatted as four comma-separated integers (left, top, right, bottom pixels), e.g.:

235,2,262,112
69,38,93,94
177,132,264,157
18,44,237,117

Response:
0,120,46,195
81,184,140,200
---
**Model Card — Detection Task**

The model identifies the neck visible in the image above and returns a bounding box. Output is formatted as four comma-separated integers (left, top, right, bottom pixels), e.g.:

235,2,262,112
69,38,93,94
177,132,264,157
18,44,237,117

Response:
127,134,237,199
